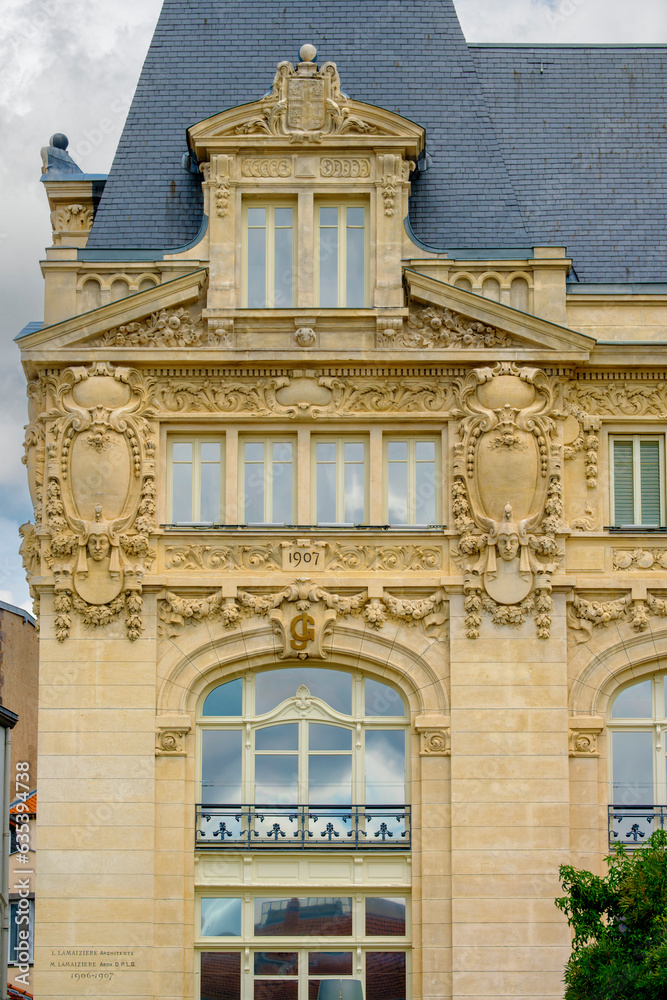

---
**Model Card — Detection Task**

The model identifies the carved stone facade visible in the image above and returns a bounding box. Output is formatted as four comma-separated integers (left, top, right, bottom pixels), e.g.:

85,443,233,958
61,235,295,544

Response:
21,30,667,1000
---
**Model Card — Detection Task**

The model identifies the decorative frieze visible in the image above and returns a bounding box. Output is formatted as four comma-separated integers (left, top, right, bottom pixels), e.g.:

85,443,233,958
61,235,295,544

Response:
241,158,292,177
567,592,667,643
613,549,667,571
97,307,223,349
321,157,371,178
565,380,667,418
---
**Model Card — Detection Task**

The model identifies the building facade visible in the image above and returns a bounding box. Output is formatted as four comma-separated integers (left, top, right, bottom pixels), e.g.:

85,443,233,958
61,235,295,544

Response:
16,3,667,999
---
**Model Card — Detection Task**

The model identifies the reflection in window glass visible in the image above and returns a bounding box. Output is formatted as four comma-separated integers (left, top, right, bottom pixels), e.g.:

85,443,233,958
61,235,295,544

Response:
202,679,243,717
254,953,298,976
308,754,352,805
309,725,352,751
201,952,241,1000
243,440,293,524
365,731,405,805
256,724,299,751
366,952,406,1000
202,730,243,802
254,755,299,802
254,898,352,937
255,669,352,716
201,898,243,936
364,679,406,718
365,898,406,936
612,680,652,718
255,983,298,1000
344,442,365,524
308,953,353,975
612,731,654,803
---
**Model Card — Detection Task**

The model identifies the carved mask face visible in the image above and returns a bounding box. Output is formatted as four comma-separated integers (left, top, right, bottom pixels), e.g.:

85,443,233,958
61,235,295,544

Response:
497,533,520,562
87,534,110,562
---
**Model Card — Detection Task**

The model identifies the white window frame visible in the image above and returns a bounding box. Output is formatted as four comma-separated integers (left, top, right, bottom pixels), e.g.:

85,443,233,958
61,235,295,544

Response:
167,435,225,524
9,897,34,965
311,436,368,525
383,436,440,526
242,201,297,308
609,673,667,806
315,202,369,307
238,436,297,525
609,434,665,528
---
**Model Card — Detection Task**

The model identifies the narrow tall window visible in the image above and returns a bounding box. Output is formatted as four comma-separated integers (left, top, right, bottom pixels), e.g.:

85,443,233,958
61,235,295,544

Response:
610,435,664,527
318,205,367,307
169,438,224,524
245,205,294,307
313,438,367,525
240,438,295,524
385,438,438,525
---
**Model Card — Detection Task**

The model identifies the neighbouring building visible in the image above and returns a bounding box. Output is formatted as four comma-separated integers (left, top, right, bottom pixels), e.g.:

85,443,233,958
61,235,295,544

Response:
15,2,667,999
0,601,38,997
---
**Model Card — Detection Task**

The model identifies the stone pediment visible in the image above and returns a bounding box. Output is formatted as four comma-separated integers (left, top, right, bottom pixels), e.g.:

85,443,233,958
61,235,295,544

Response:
188,49,424,159
403,269,596,360
16,270,209,353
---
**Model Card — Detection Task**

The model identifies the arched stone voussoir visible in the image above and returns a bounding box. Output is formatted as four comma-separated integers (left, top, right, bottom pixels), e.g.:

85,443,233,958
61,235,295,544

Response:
156,616,448,718
569,623,667,715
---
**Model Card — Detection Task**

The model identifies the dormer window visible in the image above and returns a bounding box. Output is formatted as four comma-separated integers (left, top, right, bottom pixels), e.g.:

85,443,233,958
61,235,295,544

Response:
317,203,368,307
243,202,296,307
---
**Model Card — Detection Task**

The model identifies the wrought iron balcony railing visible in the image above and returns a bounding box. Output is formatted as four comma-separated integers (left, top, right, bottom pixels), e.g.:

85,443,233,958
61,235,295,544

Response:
196,803,411,850
608,805,667,848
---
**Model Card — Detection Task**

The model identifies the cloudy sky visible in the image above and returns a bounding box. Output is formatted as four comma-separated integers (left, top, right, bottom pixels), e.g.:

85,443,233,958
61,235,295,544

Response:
1,0,666,613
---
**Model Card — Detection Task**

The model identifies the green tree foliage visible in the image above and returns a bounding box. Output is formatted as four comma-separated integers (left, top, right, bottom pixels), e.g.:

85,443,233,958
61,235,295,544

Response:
556,829,667,999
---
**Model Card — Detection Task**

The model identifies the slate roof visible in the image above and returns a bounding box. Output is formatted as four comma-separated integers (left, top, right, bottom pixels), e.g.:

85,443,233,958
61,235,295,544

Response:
87,0,667,283
471,44,667,283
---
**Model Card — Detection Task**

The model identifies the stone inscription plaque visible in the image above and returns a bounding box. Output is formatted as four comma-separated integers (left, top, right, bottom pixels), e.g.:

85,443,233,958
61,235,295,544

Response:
49,948,136,984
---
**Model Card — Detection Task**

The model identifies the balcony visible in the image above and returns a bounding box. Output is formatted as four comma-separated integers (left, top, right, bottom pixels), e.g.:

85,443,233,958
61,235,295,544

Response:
608,805,667,847
196,803,411,850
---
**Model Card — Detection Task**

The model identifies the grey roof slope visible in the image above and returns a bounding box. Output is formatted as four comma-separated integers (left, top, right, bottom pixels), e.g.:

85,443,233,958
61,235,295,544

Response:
87,0,529,252
471,45,667,283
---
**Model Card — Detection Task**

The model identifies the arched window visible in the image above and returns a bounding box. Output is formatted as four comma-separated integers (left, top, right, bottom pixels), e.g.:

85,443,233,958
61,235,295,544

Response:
608,673,667,844
197,667,410,849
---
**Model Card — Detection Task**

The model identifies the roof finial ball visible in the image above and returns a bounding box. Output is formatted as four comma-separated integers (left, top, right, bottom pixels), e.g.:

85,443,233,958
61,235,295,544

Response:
299,43,317,63
50,133,69,150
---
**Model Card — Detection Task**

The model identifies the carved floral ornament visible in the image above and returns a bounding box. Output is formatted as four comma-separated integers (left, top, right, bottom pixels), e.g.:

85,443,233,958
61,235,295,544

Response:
158,577,448,648
377,303,517,351
450,363,564,639
567,592,667,644
22,363,157,641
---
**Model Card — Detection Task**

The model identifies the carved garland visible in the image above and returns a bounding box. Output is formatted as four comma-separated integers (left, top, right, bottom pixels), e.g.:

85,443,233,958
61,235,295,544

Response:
158,579,447,642
376,304,515,350
567,592,667,644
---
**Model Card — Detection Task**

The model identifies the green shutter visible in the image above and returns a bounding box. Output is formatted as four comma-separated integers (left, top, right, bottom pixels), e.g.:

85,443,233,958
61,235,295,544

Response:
613,440,635,525
640,440,662,526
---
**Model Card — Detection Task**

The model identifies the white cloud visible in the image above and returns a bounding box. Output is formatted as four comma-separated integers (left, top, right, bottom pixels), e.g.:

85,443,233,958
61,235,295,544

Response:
454,0,667,42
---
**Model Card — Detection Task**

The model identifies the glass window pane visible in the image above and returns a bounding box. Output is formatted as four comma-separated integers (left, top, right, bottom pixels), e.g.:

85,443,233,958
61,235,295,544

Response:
309,724,352,751
366,898,406,936
415,459,436,524
202,730,243,802
248,227,266,308
172,463,192,522
255,668,352,716
611,680,652,718
271,443,293,523
344,461,365,523
387,441,407,461
387,460,408,524
245,456,265,523
200,461,221,523
320,207,338,226
308,953,353,975
346,225,365,307
320,222,338,307
254,898,352,936
254,953,298,976
201,898,242,936
274,226,293,308
202,679,243,717
274,207,293,228
317,442,336,462
248,208,266,227
201,952,241,1000
365,679,406,717
416,441,435,461
254,755,299,801
201,442,221,462
255,724,299,751
255,983,298,1000
345,442,364,463
245,442,265,462
308,755,352,805
365,731,405,805
612,730,654,804
172,442,192,462
347,207,365,227
317,461,337,523
366,953,406,1000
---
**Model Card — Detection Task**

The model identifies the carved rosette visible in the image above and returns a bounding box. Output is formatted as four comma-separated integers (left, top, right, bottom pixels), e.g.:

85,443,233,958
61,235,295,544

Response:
158,579,447,642
38,363,157,641
568,717,604,757
452,363,563,639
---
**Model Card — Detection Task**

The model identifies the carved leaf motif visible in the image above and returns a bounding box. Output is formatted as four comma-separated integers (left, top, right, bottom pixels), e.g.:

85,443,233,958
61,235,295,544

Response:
379,304,515,350
97,308,221,349
165,544,283,572
565,382,667,418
